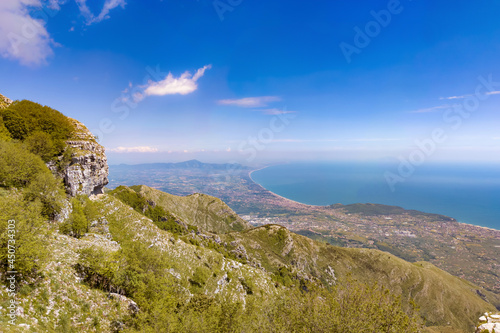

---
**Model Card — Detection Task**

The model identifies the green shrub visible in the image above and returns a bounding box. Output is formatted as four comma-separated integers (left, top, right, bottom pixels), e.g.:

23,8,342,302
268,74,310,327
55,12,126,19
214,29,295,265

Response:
23,171,66,219
0,141,66,218
190,266,211,288
2,100,74,141
60,198,89,238
0,194,49,279
0,116,11,141
0,141,48,188
76,247,119,292
24,131,56,162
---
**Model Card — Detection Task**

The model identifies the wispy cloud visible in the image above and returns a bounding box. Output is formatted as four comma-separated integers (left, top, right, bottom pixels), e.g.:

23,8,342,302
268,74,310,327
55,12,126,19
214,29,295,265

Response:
260,108,297,115
218,96,281,108
109,146,159,153
408,105,454,113
440,91,500,100
439,95,467,100
487,91,500,96
76,0,126,25
141,65,211,98
272,138,402,143
0,0,55,66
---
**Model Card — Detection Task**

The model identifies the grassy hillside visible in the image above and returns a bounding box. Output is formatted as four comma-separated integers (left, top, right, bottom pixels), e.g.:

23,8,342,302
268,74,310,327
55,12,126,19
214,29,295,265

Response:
1,188,496,331
131,185,252,233
225,224,499,331
108,185,499,332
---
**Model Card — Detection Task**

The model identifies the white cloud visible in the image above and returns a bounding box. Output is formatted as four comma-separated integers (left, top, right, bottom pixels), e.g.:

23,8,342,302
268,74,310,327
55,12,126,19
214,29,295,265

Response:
408,105,454,113
0,0,55,65
0,0,127,66
260,108,297,115
143,65,211,97
439,95,468,100
440,90,500,100
109,146,158,153
218,96,281,108
76,0,126,25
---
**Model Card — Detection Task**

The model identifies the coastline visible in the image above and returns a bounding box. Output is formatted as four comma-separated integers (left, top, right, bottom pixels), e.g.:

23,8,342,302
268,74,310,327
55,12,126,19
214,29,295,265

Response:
248,165,323,207
248,165,500,232
249,165,346,209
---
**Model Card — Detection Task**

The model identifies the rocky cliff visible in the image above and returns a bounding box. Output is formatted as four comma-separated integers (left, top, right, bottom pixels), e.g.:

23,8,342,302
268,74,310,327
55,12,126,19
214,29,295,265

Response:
0,93,12,109
476,313,500,332
49,119,109,196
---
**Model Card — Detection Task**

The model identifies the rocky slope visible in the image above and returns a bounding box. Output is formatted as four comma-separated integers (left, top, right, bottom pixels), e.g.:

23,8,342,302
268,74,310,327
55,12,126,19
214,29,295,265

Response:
123,185,500,332
131,185,252,233
0,93,12,109
476,312,500,332
49,118,108,196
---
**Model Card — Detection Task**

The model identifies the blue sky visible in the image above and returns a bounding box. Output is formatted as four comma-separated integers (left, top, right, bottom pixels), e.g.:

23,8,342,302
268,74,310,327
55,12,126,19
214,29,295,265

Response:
1,0,500,165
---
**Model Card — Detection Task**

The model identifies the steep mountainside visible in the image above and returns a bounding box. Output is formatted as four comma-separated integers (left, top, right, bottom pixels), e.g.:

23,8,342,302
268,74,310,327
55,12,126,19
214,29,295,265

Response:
122,185,499,331
131,185,251,233
225,224,499,330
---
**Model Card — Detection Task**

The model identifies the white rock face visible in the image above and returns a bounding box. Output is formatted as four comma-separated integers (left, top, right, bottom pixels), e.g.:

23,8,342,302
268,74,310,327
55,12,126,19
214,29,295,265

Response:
49,119,108,197
0,93,12,108
476,312,500,333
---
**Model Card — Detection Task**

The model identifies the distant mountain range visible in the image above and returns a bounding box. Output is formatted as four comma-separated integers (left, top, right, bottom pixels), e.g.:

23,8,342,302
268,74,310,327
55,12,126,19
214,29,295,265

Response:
110,159,251,171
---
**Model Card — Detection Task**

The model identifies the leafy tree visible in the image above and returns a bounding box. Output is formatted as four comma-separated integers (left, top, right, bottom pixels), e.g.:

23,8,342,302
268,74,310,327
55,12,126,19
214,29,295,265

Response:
60,198,89,238
24,131,56,162
0,115,12,141
0,194,49,280
1,108,29,140
0,141,48,188
0,141,66,218
23,171,66,219
190,266,211,288
2,100,75,159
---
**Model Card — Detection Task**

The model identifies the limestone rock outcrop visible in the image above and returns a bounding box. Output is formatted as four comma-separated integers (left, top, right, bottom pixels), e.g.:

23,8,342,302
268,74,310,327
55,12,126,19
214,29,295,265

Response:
49,119,108,196
475,312,500,332
0,93,12,109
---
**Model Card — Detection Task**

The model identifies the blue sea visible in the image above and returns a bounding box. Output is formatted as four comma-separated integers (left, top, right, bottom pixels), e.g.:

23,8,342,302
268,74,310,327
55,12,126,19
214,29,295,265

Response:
250,162,500,230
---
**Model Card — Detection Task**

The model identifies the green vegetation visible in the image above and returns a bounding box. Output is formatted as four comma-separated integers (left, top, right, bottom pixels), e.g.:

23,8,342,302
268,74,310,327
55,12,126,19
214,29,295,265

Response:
69,197,422,332
0,141,66,218
109,186,191,235
333,203,455,221
133,185,251,234
0,194,50,280
60,196,102,238
1,99,74,145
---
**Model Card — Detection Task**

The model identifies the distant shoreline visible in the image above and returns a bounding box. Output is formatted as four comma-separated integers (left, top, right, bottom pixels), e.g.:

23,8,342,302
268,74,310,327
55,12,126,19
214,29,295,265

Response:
247,165,500,232
249,165,334,208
